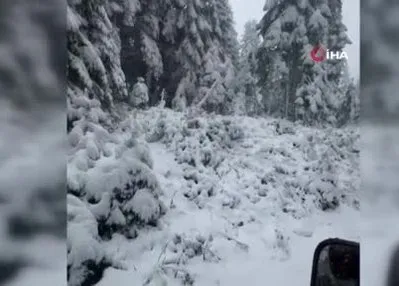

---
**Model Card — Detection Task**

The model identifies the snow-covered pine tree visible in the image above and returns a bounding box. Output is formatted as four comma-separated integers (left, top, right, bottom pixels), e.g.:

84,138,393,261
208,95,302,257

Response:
325,0,352,86
117,0,163,106
212,0,240,68
257,0,353,126
301,0,352,126
236,20,262,116
297,0,353,126
153,0,238,114
240,20,261,65
257,0,309,120
325,0,355,125
166,0,210,108
197,43,228,114
194,0,239,114
295,0,331,125
67,0,128,129
112,0,239,113
215,0,241,115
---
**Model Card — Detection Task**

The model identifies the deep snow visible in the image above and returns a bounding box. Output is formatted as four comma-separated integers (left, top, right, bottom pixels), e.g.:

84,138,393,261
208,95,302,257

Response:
90,108,361,286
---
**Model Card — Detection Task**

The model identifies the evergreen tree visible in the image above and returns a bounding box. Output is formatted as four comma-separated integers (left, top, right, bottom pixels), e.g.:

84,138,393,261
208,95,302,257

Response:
117,0,162,105
160,0,239,114
257,0,353,126
67,0,128,130
257,0,309,119
212,0,240,68
115,0,239,113
209,0,240,114
197,43,231,113
236,20,262,116
69,0,239,114
161,0,214,109
297,0,352,126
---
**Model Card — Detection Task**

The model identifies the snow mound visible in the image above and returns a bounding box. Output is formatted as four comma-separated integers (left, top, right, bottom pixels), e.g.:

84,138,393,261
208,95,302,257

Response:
67,105,165,284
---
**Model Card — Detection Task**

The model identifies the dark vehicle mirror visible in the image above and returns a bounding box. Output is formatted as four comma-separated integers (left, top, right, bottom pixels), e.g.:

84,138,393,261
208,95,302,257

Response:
387,243,399,286
310,238,359,286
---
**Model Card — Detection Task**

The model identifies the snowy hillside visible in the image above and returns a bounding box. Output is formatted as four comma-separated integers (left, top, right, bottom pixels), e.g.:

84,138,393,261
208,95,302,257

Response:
66,1,361,283
68,107,360,286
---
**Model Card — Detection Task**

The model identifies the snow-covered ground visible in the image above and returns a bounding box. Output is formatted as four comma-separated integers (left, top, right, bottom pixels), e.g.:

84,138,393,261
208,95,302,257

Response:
64,108,399,286
81,107,362,286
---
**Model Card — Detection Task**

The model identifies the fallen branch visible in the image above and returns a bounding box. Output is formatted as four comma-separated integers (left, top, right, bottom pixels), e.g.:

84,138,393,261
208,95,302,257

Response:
188,78,221,118
197,78,220,109
218,232,249,252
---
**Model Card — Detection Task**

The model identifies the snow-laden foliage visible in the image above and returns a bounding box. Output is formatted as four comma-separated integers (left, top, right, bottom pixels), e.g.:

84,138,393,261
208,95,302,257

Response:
140,107,359,215
196,43,236,114
257,0,357,126
67,194,112,286
67,106,166,284
67,0,128,120
67,1,166,285
119,0,239,113
236,20,263,116
66,0,362,284
67,110,164,227
92,107,360,285
129,77,149,108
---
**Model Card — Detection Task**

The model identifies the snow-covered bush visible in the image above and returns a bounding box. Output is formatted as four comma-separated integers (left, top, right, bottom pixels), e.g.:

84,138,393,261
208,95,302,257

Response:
114,107,361,283
67,102,166,285
138,107,185,146
205,118,245,148
129,77,149,108
164,233,220,266
143,232,219,286
67,194,113,286
139,107,359,215
68,117,165,235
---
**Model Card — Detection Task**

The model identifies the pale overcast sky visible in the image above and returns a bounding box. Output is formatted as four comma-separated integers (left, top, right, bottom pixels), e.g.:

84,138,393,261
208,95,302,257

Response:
230,0,360,79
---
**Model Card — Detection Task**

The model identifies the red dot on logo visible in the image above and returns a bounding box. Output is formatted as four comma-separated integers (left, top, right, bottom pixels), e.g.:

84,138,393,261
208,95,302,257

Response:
310,45,326,62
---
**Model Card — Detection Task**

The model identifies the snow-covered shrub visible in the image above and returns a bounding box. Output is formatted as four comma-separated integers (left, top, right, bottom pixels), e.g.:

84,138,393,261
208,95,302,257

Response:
67,104,166,284
67,194,113,286
139,110,248,209
68,122,165,236
140,107,359,216
143,232,218,285
167,233,220,264
129,77,149,108
137,107,186,146
205,118,244,148
127,107,360,283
